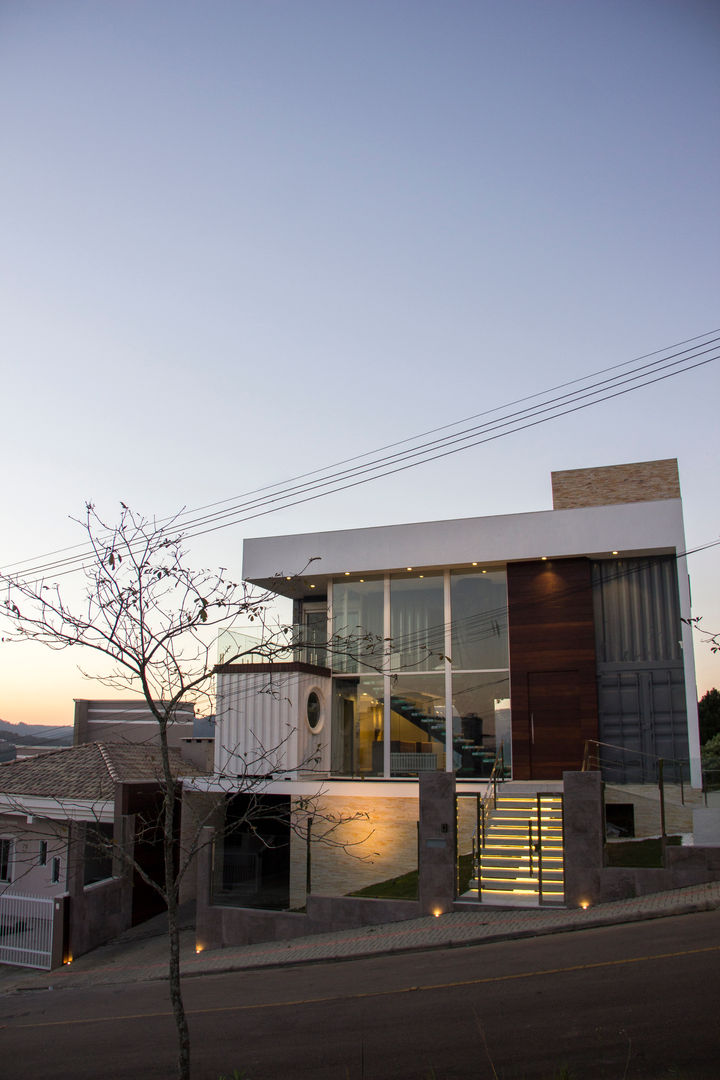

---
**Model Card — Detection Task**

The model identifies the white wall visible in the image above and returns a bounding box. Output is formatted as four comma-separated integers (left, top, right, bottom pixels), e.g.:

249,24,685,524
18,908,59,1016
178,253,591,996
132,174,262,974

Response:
0,814,69,896
215,670,331,777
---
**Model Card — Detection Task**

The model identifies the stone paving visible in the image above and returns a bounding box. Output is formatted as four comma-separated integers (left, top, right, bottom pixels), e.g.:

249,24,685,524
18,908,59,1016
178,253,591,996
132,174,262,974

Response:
2,880,720,995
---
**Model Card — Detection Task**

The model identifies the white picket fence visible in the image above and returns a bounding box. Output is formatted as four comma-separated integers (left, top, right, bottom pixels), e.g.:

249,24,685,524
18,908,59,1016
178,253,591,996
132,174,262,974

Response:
0,892,55,970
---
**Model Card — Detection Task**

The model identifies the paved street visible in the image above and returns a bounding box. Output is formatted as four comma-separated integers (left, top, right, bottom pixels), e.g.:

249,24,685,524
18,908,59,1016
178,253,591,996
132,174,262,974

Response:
2,901,720,1079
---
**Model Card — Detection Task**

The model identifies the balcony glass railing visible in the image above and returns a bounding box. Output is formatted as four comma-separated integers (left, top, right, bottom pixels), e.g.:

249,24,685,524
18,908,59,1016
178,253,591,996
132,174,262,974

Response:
217,625,328,668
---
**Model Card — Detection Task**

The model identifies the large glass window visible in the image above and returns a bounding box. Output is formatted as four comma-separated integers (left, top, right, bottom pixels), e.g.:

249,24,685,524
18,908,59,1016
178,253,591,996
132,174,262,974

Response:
331,675,385,776
389,674,446,775
451,571,508,670
390,576,445,672
451,673,511,777
329,568,511,778
332,579,384,674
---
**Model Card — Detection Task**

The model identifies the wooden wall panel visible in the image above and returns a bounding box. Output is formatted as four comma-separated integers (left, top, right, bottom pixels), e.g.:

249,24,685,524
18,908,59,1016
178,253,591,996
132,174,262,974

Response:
508,559,598,780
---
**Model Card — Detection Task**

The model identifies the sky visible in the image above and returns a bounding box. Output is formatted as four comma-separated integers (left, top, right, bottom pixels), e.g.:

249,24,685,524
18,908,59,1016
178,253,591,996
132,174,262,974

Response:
0,0,718,726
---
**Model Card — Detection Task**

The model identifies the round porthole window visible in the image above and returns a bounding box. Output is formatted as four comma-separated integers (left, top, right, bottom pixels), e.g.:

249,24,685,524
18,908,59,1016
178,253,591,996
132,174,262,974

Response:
306,690,323,732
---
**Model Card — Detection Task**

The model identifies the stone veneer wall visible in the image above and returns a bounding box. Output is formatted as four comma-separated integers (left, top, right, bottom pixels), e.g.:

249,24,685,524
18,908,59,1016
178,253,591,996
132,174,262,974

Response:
290,794,419,908
551,459,680,509
564,771,720,907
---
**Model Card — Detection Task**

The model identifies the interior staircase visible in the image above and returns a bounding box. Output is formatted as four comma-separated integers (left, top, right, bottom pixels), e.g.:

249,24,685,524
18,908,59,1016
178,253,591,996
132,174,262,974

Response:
471,792,565,906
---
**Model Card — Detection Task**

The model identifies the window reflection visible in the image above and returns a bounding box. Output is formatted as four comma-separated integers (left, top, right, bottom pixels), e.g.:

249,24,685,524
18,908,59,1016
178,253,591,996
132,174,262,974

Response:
390,576,445,672
331,675,384,776
452,674,511,777
451,571,508,670
389,674,446,775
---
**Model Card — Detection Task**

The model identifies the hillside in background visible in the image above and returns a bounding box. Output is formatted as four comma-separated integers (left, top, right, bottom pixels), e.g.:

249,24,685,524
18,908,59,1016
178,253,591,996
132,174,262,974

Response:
0,719,73,746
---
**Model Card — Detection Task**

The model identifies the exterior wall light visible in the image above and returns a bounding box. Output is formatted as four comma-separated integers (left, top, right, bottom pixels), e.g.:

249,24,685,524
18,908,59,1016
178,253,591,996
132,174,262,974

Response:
195,944,205,954
580,900,590,910
433,908,443,918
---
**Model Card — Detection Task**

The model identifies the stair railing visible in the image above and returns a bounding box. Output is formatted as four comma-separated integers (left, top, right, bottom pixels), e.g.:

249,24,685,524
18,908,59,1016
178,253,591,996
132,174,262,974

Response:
472,748,507,899
536,793,543,905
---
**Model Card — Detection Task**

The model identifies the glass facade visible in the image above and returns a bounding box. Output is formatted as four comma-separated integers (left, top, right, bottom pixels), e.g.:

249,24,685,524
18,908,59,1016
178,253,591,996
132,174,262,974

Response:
451,571,508,670
329,569,510,778
390,576,445,672
331,674,385,777
390,674,446,773
331,578,384,674
451,673,511,777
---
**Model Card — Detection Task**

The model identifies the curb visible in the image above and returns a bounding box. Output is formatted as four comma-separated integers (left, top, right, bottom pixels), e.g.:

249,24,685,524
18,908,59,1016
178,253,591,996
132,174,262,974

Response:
2,890,719,995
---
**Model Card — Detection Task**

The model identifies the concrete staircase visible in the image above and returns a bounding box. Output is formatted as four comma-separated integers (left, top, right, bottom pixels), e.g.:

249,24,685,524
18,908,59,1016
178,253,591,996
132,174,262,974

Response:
472,792,565,906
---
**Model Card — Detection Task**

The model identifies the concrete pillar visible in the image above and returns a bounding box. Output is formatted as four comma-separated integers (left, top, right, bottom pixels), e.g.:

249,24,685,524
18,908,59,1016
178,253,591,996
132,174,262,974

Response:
418,771,456,916
194,826,216,952
51,894,69,968
563,771,605,908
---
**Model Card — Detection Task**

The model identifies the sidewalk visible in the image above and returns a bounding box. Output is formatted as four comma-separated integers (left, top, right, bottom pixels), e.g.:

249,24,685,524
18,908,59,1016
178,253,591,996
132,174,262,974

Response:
2,880,720,995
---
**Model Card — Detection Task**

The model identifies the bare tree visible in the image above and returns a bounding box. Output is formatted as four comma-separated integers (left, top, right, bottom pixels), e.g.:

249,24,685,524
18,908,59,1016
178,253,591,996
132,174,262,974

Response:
0,503,369,1080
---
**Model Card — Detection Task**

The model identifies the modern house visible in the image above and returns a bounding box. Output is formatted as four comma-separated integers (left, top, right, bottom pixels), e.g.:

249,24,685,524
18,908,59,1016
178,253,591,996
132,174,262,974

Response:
73,699,196,747
199,459,702,920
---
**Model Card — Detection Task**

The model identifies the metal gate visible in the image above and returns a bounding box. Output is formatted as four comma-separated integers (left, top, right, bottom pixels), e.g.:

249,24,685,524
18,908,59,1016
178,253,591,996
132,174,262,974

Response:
0,892,55,970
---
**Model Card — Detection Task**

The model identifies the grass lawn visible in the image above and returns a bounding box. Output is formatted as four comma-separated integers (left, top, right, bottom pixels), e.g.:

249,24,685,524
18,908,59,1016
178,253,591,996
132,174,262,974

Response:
349,853,475,900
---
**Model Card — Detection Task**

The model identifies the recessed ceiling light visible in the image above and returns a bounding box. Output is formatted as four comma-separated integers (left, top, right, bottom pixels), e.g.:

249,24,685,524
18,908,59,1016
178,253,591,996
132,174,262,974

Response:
406,567,413,571
285,576,292,581
541,556,548,561
309,584,316,589
472,562,478,566
344,571,350,576
612,551,619,556
482,569,487,574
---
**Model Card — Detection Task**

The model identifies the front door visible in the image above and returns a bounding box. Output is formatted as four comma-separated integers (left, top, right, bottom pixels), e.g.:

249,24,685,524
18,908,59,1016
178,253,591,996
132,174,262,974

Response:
527,671,583,779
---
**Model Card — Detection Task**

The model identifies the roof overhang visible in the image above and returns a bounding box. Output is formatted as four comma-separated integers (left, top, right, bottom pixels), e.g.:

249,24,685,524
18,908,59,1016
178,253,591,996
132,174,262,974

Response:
242,498,687,598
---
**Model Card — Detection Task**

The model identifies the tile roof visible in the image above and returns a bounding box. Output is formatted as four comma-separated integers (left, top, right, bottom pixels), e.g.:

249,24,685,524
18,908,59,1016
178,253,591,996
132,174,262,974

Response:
0,742,203,801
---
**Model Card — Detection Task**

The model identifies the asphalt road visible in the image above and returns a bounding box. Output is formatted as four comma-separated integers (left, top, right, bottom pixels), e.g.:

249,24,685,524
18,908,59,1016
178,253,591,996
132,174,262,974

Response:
2,909,720,1079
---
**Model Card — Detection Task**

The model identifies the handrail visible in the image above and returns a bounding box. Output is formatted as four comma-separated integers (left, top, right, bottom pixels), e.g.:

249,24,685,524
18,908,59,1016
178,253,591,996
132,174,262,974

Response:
583,738,688,771
582,738,688,804
536,793,543,905
472,747,508,896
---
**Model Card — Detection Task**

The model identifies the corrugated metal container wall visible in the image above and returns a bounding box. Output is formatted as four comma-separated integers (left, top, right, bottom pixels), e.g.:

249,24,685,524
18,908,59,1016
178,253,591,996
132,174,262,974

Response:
592,557,683,664
214,671,299,775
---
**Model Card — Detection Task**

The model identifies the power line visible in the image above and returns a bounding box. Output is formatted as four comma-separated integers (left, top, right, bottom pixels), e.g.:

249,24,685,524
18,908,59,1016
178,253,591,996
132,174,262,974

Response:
2,330,718,582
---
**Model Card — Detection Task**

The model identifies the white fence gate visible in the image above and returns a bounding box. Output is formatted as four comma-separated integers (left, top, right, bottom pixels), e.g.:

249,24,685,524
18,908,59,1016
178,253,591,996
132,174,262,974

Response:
0,892,56,970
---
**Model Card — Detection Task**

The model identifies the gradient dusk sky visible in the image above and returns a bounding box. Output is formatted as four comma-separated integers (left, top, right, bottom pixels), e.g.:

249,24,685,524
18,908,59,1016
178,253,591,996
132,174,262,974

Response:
1,1,718,726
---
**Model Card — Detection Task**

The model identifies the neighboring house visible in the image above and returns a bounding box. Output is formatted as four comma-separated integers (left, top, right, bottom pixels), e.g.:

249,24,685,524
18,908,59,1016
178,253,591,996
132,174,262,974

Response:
74,699,197,746
199,459,701,915
0,742,207,966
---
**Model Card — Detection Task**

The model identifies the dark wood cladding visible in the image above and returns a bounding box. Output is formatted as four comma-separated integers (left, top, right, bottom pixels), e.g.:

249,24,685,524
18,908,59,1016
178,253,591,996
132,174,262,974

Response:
508,559,598,780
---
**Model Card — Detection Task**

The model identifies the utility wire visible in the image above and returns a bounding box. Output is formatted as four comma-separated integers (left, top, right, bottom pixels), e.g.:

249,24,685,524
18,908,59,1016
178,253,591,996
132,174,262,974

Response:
2,330,718,582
